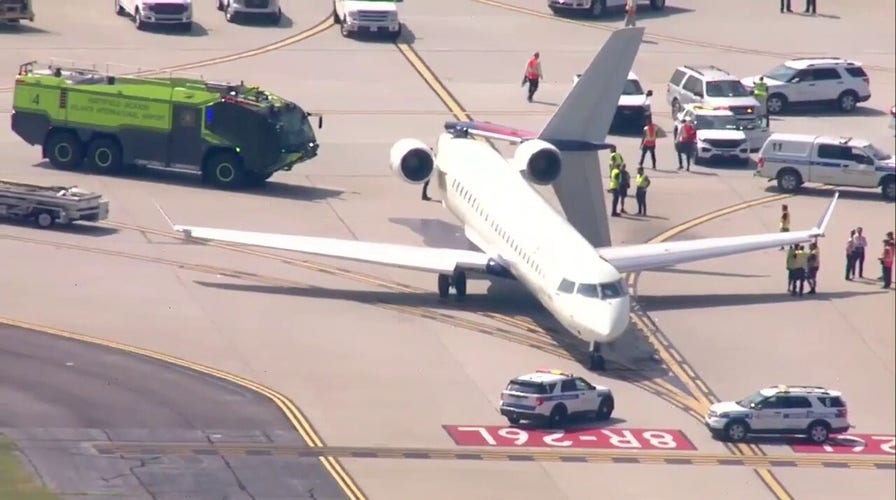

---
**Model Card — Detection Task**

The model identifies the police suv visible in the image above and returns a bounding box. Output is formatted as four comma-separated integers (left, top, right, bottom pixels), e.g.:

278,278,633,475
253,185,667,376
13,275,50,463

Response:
499,369,615,427
756,133,896,200
705,385,851,444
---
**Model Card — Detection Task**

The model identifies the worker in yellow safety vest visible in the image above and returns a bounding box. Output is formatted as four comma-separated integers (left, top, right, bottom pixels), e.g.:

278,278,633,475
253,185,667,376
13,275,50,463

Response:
635,167,651,216
753,76,769,117
639,120,658,170
778,203,790,249
608,147,623,217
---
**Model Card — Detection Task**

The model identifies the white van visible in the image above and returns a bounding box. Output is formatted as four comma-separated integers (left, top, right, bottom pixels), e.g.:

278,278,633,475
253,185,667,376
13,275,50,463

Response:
756,133,896,200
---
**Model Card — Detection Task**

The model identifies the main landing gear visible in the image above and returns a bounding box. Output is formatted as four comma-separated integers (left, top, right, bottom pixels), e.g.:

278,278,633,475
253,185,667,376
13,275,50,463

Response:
589,341,606,372
437,270,467,300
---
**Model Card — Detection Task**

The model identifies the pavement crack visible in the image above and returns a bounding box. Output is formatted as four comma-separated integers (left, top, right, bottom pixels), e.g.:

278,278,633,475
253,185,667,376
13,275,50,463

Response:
128,456,160,500
220,454,257,500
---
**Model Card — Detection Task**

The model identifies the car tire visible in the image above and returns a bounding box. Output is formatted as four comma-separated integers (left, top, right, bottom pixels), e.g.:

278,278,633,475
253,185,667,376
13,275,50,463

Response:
548,405,567,428
670,99,682,118
340,17,349,37
115,0,125,16
806,420,831,444
507,415,521,425
590,0,606,18
836,91,858,113
45,131,84,170
271,8,282,24
776,168,802,193
766,93,787,115
882,177,896,201
595,396,614,421
86,137,123,174
722,420,749,442
650,0,666,10
134,8,145,30
217,0,224,11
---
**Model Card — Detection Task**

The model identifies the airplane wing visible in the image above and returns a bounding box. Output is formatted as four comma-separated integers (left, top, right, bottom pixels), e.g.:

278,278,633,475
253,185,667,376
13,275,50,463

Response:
597,193,839,274
443,120,537,144
171,225,492,275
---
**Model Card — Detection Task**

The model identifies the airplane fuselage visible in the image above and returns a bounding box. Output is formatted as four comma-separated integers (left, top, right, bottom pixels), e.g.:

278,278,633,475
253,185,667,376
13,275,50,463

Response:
433,133,631,344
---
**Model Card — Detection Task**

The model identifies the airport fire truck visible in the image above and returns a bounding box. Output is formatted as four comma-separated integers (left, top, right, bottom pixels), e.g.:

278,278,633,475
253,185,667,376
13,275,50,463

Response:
11,60,323,189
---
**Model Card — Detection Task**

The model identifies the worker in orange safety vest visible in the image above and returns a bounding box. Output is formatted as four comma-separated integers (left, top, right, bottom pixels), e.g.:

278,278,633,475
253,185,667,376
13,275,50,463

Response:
521,52,543,103
639,119,658,170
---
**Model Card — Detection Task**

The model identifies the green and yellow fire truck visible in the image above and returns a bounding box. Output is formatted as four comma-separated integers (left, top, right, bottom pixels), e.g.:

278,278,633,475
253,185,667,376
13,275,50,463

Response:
11,61,322,188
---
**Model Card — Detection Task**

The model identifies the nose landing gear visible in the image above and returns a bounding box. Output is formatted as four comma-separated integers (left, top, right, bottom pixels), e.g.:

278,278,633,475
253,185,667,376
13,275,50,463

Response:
589,341,606,371
437,270,467,301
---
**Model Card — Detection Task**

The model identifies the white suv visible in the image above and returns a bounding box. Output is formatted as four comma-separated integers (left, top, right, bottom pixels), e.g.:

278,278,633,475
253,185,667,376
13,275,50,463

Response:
667,65,761,122
676,104,770,164
499,369,614,428
575,71,653,128
741,58,871,114
705,385,851,444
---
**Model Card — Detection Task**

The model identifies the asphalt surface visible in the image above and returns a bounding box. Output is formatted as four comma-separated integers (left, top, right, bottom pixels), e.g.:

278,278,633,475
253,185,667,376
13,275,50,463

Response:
0,323,348,500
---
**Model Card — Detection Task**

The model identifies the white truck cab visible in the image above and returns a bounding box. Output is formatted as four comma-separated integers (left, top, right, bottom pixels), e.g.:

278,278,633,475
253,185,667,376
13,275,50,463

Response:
116,0,193,31
217,0,282,24
757,133,896,200
0,0,35,23
548,0,666,18
333,0,401,40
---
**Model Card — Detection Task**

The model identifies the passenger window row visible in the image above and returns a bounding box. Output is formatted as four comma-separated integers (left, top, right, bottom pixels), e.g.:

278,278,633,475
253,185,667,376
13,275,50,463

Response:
450,178,544,279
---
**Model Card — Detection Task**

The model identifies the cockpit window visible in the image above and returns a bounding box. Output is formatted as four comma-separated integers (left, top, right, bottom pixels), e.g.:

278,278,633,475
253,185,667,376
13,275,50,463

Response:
557,279,575,294
576,283,600,298
599,280,626,299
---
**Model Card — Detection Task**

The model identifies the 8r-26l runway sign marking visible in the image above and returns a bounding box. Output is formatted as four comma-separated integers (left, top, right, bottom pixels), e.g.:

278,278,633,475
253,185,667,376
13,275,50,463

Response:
443,426,697,451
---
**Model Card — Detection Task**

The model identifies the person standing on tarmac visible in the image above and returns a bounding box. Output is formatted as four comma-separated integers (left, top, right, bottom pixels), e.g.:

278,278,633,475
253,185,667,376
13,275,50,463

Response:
675,119,696,171
786,245,798,294
624,0,637,27
635,167,651,216
781,0,793,13
618,163,632,214
806,241,820,294
878,231,895,281
522,52,543,103
853,226,868,278
779,204,790,250
639,119,658,170
845,229,857,280
880,240,894,289
753,76,769,117
608,160,622,217
792,244,808,296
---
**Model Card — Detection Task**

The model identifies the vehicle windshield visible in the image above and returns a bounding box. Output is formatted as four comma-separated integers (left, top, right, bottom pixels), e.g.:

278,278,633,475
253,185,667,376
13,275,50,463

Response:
622,79,644,95
736,392,767,408
274,105,317,153
705,80,751,98
694,114,739,130
863,144,893,161
764,64,799,82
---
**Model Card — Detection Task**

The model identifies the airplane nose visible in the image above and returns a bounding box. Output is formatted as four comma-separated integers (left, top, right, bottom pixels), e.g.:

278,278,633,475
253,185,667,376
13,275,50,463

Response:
600,296,631,341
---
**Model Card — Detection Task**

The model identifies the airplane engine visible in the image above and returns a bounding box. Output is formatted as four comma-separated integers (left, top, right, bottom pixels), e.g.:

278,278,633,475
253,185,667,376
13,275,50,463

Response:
389,138,435,184
513,139,562,186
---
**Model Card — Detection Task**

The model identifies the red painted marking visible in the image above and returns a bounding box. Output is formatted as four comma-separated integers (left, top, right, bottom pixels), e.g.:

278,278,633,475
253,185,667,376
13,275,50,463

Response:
790,433,896,456
443,425,697,451
471,121,537,139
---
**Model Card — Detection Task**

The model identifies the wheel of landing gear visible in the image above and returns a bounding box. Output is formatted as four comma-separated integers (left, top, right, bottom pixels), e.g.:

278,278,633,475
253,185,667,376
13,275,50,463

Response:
452,270,467,300
589,351,606,371
437,274,450,298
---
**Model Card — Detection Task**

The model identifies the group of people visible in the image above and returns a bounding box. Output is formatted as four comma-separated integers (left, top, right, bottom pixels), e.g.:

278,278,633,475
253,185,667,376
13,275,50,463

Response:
608,146,651,217
786,241,820,296
845,228,894,289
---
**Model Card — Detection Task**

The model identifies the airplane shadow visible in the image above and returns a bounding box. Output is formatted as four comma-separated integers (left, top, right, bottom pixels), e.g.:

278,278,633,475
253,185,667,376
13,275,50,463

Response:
389,217,477,250
195,278,669,383
646,268,768,279
637,290,884,312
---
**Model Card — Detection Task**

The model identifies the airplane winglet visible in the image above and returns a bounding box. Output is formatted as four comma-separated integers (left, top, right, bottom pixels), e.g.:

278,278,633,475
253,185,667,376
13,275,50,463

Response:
811,192,839,237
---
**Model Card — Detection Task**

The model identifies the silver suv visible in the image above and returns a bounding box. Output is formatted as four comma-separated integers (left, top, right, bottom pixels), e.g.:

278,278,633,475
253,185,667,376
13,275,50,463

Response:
667,65,761,122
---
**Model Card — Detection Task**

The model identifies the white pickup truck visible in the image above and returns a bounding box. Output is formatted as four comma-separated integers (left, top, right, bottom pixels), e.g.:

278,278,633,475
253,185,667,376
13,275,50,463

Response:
756,133,896,200
0,0,34,23
116,0,192,31
333,0,401,40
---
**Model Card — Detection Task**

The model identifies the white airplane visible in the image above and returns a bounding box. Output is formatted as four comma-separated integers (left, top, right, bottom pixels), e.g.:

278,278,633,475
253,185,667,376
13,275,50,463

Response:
166,28,838,371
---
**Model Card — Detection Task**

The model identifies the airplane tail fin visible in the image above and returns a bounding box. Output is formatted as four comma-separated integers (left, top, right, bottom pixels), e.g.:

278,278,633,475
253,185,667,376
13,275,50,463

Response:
538,27,645,147
542,27,644,248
